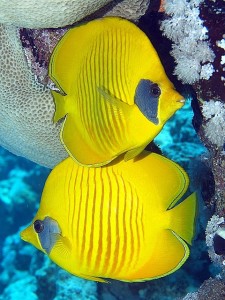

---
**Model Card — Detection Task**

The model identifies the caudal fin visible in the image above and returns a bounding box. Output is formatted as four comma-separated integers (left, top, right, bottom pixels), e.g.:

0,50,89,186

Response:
168,192,197,245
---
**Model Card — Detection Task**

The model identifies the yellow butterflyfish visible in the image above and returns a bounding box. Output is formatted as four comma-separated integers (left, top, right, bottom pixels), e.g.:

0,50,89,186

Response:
49,17,185,166
21,151,196,282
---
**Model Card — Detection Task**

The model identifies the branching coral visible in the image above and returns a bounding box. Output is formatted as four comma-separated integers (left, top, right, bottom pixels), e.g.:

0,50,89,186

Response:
201,101,225,148
160,0,215,84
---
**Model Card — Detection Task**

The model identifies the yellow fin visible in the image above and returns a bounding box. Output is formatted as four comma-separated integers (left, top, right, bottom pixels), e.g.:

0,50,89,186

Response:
98,86,130,110
168,192,197,245
142,154,190,210
50,233,72,259
126,229,189,281
51,90,67,123
124,144,147,161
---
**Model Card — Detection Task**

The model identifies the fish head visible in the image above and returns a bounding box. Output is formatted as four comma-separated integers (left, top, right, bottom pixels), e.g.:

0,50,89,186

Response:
134,77,184,126
158,80,185,124
20,159,75,270
21,214,75,275
20,221,43,253
133,31,185,127
20,216,62,255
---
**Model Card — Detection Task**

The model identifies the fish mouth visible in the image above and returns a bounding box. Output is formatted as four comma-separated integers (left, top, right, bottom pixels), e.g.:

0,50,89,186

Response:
176,99,185,103
20,225,32,242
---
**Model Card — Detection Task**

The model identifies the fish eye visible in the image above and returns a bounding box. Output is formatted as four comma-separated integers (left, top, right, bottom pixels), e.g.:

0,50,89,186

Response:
33,220,44,233
150,84,161,98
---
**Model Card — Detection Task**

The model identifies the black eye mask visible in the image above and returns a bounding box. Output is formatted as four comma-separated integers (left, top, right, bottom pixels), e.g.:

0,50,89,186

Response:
134,79,161,125
33,217,61,254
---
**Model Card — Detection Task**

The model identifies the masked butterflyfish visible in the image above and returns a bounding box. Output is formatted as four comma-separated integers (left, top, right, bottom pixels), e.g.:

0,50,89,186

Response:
21,151,197,282
49,17,185,166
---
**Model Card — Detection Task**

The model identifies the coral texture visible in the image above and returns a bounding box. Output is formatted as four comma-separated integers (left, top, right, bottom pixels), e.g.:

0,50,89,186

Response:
161,0,224,101
0,24,68,168
160,2,225,298
160,0,215,85
182,278,225,300
205,215,225,268
0,0,111,29
201,101,225,148
104,0,150,21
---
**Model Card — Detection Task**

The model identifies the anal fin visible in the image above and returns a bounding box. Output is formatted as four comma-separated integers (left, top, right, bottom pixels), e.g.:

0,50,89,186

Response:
79,274,109,283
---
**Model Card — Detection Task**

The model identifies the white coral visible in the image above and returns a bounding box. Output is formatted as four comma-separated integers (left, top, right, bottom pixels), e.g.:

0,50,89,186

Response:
200,63,215,80
161,0,215,84
202,101,225,147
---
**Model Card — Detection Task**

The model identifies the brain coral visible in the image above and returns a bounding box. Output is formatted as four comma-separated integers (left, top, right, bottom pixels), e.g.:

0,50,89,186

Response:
104,0,150,21
0,24,67,168
0,0,112,29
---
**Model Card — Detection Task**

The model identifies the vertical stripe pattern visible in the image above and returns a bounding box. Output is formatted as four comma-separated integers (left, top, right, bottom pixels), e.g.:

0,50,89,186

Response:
76,27,133,156
64,162,145,278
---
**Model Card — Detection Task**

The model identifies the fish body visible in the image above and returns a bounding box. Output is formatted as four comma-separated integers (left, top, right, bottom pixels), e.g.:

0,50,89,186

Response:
21,152,196,282
49,17,184,166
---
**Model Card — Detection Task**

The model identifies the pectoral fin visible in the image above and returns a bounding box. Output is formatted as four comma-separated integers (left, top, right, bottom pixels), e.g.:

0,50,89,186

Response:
50,233,72,260
98,86,130,112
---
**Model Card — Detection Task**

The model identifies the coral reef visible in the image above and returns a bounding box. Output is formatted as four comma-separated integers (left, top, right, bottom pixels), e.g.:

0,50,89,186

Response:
0,0,151,29
160,0,225,102
160,0,225,298
0,232,98,300
182,278,225,300
205,215,225,267
0,24,67,168
201,101,225,148
103,0,150,21
160,0,215,85
0,0,112,28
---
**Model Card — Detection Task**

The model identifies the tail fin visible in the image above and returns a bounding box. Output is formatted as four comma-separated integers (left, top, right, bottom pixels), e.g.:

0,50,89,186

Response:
168,192,197,245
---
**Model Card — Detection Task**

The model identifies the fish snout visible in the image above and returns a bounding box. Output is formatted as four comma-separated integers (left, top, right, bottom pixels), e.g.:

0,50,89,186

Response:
176,99,185,104
20,225,33,242
173,90,185,108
